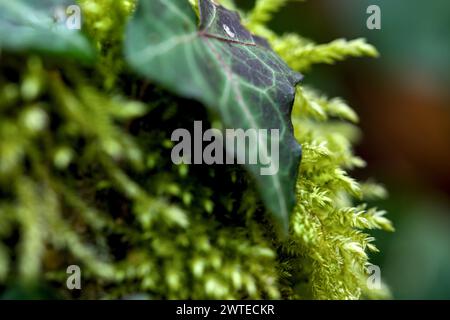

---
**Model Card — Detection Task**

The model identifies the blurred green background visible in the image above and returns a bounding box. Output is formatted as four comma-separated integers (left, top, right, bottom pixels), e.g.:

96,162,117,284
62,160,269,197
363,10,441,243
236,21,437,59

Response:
239,0,450,299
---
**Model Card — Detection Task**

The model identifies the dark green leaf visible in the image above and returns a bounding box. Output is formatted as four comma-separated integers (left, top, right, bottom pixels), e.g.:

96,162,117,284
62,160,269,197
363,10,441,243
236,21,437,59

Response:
125,0,302,231
0,0,94,62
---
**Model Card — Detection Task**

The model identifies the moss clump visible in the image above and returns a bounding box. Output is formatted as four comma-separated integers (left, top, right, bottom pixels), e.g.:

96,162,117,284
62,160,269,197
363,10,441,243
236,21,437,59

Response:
0,0,393,299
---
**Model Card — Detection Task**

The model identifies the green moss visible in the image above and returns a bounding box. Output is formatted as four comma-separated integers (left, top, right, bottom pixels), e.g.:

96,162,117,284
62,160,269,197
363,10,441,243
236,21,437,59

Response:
0,0,393,299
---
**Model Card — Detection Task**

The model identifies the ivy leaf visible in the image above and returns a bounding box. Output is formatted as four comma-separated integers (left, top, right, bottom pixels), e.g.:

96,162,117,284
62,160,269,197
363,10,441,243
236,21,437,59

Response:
0,0,94,62
125,0,302,232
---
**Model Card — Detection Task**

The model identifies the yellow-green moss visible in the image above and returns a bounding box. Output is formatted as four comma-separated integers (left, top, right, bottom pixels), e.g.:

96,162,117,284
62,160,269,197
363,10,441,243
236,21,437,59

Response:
0,0,393,299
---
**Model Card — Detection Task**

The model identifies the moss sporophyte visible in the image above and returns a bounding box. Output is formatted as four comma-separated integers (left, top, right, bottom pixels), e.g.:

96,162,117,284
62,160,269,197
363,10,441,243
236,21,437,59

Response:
0,0,393,299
